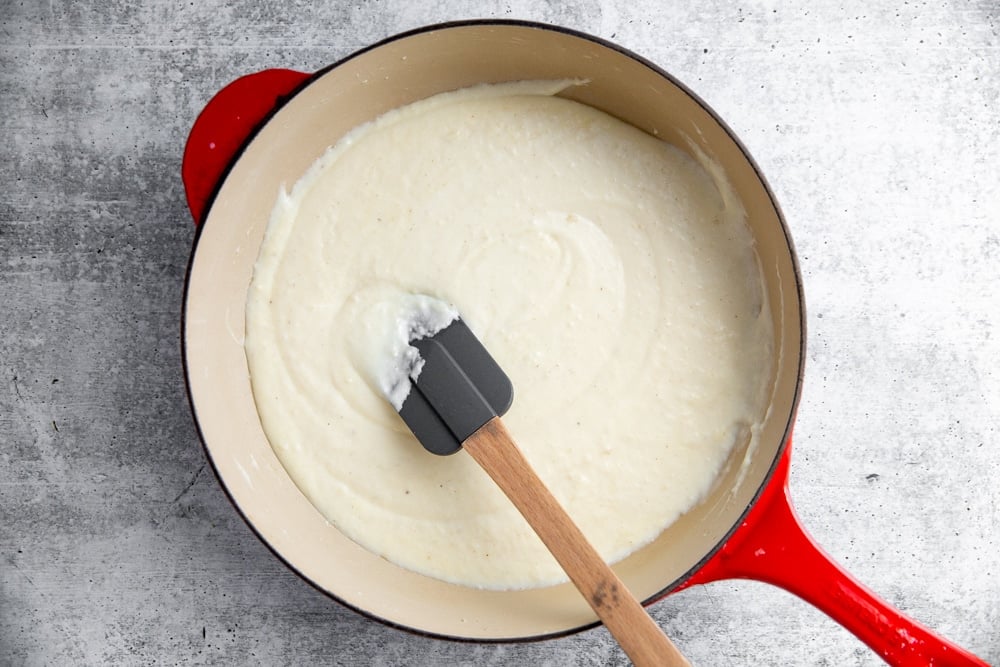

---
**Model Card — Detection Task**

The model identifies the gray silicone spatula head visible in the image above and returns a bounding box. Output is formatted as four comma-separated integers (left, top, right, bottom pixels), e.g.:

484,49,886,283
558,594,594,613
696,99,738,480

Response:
397,318,513,456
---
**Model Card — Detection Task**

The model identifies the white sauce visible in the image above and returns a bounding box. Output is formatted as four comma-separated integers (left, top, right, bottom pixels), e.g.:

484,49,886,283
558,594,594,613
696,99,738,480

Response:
245,81,774,589
352,291,458,411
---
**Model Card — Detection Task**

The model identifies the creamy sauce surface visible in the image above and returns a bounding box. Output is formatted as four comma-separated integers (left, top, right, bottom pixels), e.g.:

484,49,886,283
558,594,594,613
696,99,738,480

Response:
245,81,774,589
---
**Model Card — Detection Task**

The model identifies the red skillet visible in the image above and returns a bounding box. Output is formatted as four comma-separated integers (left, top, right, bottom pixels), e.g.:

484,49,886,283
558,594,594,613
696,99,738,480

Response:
180,25,988,667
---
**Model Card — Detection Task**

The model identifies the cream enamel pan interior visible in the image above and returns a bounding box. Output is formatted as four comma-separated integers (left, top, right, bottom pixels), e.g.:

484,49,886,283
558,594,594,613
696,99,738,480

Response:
184,22,804,640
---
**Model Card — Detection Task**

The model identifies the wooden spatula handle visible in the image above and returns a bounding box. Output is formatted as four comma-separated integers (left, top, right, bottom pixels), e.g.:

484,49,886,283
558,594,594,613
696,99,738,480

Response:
463,417,690,667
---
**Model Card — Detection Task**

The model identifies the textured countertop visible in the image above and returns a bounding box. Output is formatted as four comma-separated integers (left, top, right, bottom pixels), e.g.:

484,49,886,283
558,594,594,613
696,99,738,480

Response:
2,2,998,665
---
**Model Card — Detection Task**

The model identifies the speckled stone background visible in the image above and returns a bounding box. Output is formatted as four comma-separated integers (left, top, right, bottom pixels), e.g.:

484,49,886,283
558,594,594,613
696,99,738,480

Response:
2,1,998,665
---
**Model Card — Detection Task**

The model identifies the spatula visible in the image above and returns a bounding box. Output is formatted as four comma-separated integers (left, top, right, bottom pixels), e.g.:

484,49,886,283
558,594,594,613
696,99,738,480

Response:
395,317,691,667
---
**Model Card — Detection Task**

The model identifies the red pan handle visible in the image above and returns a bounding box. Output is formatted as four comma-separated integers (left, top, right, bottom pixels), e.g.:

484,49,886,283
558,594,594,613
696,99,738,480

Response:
181,69,311,225
678,442,988,666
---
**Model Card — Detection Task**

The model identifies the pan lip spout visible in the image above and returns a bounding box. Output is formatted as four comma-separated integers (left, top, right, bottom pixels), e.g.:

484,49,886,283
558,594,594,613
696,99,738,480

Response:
182,17,806,643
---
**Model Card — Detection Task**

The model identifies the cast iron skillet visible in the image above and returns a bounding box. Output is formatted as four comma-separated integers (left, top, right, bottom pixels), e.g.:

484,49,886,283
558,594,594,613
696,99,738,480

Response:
180,20,986,666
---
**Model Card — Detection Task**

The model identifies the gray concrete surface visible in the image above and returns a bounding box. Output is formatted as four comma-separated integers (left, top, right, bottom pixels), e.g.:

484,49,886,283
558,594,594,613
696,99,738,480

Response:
2,1,998,665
